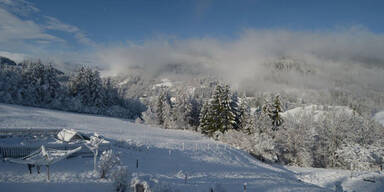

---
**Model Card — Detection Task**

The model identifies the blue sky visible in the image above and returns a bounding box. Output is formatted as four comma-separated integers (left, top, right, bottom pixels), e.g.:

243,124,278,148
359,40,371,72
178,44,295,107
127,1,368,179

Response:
0,0,383,63
32,0,384,41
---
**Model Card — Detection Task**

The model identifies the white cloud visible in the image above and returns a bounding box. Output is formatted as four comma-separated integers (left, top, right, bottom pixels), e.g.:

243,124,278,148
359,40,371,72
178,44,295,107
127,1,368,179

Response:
0,51,27,62
0,8,60,42
0,0,95,60
95,28,384,92
44,16,96,46
0,0,39,16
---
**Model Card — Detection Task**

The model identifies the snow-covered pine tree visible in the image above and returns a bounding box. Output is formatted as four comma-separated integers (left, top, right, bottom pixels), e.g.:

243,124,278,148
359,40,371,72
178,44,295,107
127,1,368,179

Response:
262,95,284,131
230,91,241,130
173,90,190,129
219,85,236,133
155,91,168,125
87,69,105,108
238,95,252,134
199,100,210,134
68,66,89,104
141,105,157,124
69,66,105,109
162,96,177,129
255,105,273,134
20,61,45,105
186,97,201,131
200,84,222,136
102,77,119,107
0,65,20,103
200,84,236,136
154,90,177,128
42,64,61,105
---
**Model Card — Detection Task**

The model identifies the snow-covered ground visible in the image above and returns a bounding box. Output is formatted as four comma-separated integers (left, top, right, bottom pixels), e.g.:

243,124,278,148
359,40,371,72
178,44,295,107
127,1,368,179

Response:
281,104,354,121
0,103,383,192
374,111,384,126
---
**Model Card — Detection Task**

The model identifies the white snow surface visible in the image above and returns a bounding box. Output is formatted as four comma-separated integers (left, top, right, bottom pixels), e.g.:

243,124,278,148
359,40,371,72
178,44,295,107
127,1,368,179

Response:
153,78,173,88
374,111,384,126
281,104,354,121
0,104,383,192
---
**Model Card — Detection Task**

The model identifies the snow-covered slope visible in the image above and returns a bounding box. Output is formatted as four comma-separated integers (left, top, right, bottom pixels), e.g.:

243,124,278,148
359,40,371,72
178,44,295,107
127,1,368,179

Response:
1,104,382,191
281,104,354,121
0,104,328,192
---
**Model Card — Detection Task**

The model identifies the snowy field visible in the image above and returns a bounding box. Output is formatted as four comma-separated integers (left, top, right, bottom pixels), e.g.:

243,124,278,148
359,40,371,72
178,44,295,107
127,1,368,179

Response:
0,103,383,192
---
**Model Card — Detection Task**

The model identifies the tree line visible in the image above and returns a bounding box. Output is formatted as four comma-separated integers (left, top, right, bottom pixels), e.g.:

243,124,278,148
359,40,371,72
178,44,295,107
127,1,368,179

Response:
141,82,384,170
0,59,145,119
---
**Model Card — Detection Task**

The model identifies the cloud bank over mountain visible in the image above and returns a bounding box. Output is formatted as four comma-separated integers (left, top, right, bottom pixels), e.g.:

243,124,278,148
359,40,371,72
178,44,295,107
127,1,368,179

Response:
96,27,384,91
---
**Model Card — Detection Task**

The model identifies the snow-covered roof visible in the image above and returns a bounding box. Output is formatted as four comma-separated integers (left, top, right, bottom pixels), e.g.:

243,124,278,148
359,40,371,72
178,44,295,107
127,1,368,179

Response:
57,129,84,142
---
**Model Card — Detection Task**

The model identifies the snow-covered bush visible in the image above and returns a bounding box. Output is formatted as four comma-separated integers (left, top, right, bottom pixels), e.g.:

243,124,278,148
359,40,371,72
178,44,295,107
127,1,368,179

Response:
335,143,384,171
112,166,130,192
218,129,278,163
130,175,183,192
276,106,384,168
131,176,152,192
275,112,315,167
98,150,120,178
218,104,384,170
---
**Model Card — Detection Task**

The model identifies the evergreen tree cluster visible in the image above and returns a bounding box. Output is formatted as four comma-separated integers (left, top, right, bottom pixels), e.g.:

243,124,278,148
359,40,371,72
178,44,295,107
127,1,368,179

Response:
200,84,236,136
142,84,256,136
142,89,202,130
0,59,144,119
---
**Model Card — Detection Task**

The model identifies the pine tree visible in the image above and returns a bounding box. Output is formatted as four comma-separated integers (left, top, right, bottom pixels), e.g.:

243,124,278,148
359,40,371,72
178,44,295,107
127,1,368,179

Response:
238,95,252,133
199,100,210,134
173,90,189,129
69,66,105,108
200,84,222,136
200,84,236,136
262,95,284,131
154,90,177,128
186,97,201,131
162,95,176,129
220,85,236,133
102,78,119,107
141,106,158,124
155,91,167,125
230,92,241,129
42,64,60,104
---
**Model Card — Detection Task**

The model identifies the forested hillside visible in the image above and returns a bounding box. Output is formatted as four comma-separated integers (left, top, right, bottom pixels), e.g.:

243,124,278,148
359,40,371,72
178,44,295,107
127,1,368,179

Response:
0,57,145,119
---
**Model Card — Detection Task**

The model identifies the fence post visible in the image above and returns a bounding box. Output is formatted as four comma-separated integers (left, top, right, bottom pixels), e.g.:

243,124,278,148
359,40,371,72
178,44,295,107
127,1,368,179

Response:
185,173,187,184
47,165,50,180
